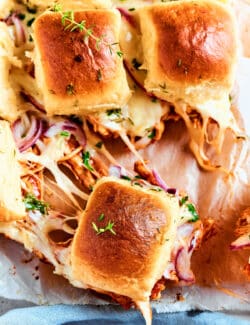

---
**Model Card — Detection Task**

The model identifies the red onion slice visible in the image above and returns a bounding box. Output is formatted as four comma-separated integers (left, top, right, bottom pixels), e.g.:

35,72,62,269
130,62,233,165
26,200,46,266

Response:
117,8,137,29
152,169,169,192
12,115,43,152
109,165,122,178
175,247,195,283
230,234,250,251
45,120,86,148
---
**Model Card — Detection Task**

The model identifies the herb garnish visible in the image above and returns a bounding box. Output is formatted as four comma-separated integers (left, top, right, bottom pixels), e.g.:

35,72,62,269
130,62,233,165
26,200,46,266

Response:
92,218,116,235
23,194,49,215
106,109,124,123
180,196,188,206
147,129,156,139
187,203,199,222
98,213,105,221
52,4,123,57
121,175,131,181
60,131,70,137
82,151,94,172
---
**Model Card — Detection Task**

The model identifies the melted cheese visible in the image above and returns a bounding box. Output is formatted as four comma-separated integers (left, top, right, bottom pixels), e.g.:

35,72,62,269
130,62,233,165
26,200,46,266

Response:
20,137,89,207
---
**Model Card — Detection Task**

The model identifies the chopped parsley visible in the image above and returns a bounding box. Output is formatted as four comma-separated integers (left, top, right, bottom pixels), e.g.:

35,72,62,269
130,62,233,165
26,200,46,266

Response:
23,194,49,215
147,129,156,139
121,175,131,181
180,196,189,206
60,131,70,137
187,203,199,222
82,151,94,172
98,213,105,221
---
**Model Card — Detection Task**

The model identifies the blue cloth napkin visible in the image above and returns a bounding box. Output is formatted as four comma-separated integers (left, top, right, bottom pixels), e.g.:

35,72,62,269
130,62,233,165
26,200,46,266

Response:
1,304,249,325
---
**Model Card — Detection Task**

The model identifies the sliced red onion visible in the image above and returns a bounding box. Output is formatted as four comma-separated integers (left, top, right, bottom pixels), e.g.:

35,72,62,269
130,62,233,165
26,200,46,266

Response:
109,165,129,179
177,223,195,239
175,247,195,283
152,169,169,192
12,114,43,152
109,165,122,178
21,92,46,113
44,120,86,148
230,234,250,251
117,8,137,29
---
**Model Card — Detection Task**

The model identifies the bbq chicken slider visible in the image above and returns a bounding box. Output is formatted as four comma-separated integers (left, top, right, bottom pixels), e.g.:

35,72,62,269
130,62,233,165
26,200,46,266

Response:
71,177,203,324
138,0,242,169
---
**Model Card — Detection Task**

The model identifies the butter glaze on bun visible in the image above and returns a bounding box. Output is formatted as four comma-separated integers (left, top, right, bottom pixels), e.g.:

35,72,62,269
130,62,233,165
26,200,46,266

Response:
71,177,179,304
33,10,130,116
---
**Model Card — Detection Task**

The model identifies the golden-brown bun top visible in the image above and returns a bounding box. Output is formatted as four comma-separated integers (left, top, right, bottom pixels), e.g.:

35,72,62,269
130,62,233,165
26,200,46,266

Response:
33,10,130,115
34,10,119,98
71,177,179,302
139,0,237,87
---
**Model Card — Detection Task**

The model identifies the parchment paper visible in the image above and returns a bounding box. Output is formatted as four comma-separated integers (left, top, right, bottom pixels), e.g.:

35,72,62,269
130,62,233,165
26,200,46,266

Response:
0,1,250,313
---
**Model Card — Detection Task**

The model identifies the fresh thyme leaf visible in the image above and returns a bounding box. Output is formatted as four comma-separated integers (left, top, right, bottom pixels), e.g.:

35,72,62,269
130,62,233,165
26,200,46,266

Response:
95,141,103,149
106,109,122,116
187,203,199,222
98,213,105,221
128,8,135,11
92,222,99,233
116,51,123,58
92,219,116,235
53,5,120,57
23,194,49,215
121,175,131,181
147,129,156,139
60,131,70,137
180,196,189,206
82,151,94,172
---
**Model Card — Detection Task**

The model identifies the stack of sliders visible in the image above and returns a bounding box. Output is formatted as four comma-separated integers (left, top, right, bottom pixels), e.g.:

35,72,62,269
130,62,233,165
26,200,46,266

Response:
2,0,243,170
0,0,245,324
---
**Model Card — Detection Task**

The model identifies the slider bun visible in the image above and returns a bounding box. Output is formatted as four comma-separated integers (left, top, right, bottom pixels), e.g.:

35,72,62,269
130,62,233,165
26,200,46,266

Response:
138,0,238,107
33,10,130,116
71,177,179,302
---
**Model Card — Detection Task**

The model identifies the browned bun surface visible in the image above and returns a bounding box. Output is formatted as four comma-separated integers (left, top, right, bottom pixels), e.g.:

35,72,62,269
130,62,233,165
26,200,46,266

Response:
34,11,116,97
71,177,178,302
152,1,236,85
33,10,130,115
144,0,236,85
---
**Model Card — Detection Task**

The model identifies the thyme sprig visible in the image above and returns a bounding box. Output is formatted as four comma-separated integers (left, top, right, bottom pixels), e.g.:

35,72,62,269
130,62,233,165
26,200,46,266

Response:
92,213,116,235
52,4,123,57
